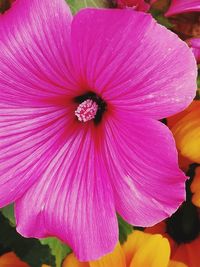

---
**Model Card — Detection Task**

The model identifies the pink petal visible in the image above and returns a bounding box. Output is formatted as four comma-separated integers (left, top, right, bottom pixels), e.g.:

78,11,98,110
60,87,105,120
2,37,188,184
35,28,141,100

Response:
0,107,72,206
103,114,187,226
165,0,200,17
0,0,77,108
15,126,118,261
0,0,78,205
71,9,197,120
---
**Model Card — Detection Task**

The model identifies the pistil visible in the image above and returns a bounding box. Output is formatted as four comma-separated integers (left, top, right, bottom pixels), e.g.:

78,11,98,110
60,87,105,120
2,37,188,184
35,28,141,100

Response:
75,99,98,123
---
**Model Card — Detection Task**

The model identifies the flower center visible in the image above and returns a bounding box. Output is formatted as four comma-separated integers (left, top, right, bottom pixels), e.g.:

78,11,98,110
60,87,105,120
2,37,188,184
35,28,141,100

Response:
75,99,98,122
166,201,200,244
166,164,200,244
74,91,107,125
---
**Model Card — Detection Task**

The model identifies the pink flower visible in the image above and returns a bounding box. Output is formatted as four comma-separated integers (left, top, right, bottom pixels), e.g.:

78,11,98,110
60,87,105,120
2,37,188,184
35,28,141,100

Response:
116,0,156,11
165,0,200,17
0,0,197,261
116,0,150,11
187,38,200,63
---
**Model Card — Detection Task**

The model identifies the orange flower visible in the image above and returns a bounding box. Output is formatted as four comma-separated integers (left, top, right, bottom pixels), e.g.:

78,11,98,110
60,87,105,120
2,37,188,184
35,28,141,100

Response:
171,236,200,267
146,216,200,267
167,100,200,129
63,231,183,267
0,252,50,267
0,252,29,267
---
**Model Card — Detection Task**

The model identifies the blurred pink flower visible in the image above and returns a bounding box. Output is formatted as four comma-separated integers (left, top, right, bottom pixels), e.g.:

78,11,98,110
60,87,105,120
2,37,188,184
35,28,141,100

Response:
0,0,197,261
165,0,200,17
187,38,200,63
116,0,156,11
116,0,150,11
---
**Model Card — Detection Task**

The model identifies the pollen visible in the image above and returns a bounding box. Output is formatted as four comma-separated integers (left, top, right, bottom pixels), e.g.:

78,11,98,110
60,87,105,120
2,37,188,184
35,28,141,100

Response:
75,99,98,122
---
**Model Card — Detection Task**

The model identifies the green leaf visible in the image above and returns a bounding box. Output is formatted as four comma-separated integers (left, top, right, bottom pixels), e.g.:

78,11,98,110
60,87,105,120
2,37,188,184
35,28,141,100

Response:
195,71,200,99
40,238,71,267
66,0,109,14
1,205,71,266
1,204,15,226
0,212,55,267
197,73,200,88
118,215,133,244
154,15,173,29
151,9,173,29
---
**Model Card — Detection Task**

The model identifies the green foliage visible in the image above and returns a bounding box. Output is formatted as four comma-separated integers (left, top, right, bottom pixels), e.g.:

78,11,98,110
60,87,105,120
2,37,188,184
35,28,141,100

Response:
195,70,200,99
66,0,109,14
0,205,71,267
40,238,71,267
1,206,133,265
197,73,200,88
118,215,133,244
0,207,133,264
151,9,173,29
1,204,15,226
0,212,55,267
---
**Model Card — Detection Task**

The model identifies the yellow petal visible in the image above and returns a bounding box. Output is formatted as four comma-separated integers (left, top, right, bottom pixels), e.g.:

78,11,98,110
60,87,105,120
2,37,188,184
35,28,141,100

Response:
172,109,200,163
0,252,29,267
130,234,170,267
168,260,188,267
167,100,200,129
122,230,152,266
62,253,89,267
89,243,126,267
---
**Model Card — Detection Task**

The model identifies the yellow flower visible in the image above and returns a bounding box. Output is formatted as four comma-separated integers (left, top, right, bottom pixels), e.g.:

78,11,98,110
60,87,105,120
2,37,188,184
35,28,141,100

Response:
166,101,200,171
63,231,183,267
146,219,200,267
170,100,200,163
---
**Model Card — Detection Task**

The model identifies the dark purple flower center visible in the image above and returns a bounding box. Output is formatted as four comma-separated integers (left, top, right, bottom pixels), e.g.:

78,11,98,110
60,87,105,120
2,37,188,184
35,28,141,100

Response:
166,164,200,243
74,92,107,125
106,0,117,8
166,201,200,244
